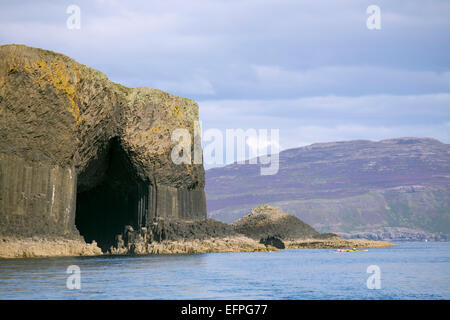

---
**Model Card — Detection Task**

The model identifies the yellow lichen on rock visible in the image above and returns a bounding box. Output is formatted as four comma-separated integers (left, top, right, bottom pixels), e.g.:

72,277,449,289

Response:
31,59,83,125
4,47,84,126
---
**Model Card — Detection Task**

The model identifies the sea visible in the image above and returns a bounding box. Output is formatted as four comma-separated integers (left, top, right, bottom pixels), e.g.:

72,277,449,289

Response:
0,242,448,299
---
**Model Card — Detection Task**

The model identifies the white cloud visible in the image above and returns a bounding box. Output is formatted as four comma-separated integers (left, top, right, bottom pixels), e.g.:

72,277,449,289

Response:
199,93,450,153
246,134,281,157
250,65,450,96
1,0,449,158
1,0,449,98
199,93,450,122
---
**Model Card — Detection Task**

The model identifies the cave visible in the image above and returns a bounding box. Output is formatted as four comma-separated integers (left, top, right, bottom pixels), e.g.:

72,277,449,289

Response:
75,137,151,252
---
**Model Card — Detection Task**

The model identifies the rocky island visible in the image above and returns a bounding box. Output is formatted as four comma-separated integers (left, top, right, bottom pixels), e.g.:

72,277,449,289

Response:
232,205,392,250
0,45,391,258
104,205,392,255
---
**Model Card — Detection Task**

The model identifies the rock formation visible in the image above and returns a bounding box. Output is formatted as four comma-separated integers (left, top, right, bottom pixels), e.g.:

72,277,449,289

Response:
0,44,206,252
259,236,285,249
232,205,392,249
109,217,275,255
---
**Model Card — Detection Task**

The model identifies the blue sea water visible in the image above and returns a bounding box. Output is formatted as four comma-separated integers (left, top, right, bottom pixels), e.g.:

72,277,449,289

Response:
0,242,448,299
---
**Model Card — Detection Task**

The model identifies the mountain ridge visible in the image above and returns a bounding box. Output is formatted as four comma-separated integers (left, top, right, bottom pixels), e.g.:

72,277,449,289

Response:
206,137,450,238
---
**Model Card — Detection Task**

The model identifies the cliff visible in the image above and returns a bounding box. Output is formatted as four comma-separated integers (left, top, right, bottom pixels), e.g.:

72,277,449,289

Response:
207,138,450,239
0,44,206,252
231,205,392,249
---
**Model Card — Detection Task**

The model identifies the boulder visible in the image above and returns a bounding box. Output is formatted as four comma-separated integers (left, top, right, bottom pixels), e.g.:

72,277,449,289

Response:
259,236,285,249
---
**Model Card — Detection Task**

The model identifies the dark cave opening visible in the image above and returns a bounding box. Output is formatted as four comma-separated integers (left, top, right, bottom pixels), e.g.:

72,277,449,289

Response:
75,138,149,252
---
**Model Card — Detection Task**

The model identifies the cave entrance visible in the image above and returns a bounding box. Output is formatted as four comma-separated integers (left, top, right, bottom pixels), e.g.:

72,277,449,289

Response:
75,137,151,252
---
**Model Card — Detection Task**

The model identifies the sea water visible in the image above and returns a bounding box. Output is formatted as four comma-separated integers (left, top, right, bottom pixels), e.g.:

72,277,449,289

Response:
0,242,448,299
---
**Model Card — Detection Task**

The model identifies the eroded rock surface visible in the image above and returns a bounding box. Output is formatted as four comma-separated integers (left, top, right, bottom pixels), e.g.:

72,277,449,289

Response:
109,218,267,255
0,44,206,251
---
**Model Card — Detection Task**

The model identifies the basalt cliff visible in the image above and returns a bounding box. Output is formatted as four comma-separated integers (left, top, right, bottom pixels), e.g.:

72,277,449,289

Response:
0,44,206,254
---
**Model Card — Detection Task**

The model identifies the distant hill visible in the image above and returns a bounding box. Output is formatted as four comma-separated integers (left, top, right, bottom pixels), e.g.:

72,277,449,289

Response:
206,138,450,238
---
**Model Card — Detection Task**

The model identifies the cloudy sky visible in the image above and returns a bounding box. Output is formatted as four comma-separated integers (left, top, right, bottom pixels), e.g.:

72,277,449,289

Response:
1,0,449,165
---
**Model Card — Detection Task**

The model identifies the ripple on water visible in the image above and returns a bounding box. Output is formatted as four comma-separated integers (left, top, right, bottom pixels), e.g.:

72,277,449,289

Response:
0,242,449,299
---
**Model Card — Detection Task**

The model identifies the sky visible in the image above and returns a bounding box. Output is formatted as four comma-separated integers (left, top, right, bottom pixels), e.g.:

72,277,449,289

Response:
1,0,449,166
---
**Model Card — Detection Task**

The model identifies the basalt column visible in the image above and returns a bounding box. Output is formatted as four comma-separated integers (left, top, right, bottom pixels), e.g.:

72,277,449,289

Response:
0,154,78,238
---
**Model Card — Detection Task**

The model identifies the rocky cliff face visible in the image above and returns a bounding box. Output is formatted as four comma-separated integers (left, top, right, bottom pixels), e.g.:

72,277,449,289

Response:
206,138,450,239
0,44,206,251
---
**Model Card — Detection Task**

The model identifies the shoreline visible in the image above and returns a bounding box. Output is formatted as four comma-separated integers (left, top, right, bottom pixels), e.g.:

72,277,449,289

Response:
0,236,393,259
0,237,102,259
284,237,394,249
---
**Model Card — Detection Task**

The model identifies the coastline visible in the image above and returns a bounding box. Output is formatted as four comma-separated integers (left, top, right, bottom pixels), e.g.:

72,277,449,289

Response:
0,235,393,259
0,237,102,259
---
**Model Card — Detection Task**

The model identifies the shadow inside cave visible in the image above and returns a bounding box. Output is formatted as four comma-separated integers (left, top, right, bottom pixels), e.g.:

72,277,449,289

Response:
75,137,149,252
